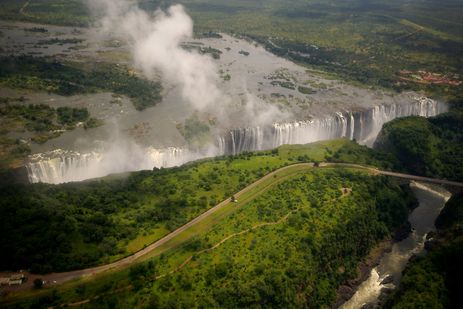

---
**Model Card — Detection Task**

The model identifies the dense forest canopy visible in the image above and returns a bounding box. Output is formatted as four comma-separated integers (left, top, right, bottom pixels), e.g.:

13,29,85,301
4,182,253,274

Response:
374,110,463,181
0,0,462,100
1,166,417,308
385,193,463,309
0,140,400,273
0,1,462,308
0,56,162,111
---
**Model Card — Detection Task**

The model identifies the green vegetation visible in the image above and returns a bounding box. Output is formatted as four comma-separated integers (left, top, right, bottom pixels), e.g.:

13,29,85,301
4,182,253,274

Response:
0,0,91,26
2,1,461,100
0,136,31,170
36,38,84,45
270,80,296,90
0,103,101,169
56,107,89,126
1,104,57,133
2,166,416,308
374,110,463,181
0,1,462,307
176,114,211,146
33,279,43,290
201,46,222,59
385,193,463,309
83,117,104,129
24,27,48,33
0,56,162,111
133,170,414,309
327,139,401,171
368,108,463,307
298,86,316,95
183,0,463,100
182,44,222,59
435,194,463,232
0,139,397,274
199,31,223,39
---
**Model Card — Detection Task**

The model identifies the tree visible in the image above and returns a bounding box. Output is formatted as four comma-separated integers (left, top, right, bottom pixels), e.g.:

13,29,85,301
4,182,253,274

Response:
33,278,43,289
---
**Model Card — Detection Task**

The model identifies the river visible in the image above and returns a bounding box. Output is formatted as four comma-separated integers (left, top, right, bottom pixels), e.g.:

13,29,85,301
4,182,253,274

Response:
340,181,452,309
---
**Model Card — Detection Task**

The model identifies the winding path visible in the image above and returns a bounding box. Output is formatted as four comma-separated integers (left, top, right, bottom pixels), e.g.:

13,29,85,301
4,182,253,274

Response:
3,163,463,292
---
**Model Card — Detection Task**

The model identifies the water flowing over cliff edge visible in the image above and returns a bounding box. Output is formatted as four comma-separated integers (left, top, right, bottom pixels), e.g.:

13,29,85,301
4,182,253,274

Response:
26,97,446,184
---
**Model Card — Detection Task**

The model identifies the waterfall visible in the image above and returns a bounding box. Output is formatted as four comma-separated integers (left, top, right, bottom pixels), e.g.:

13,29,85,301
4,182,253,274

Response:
272,114,349,147
26,97,446,184
219,97,447,154
148,147,201,168
218,127,264,155
26,150,103,184
26,147,201,184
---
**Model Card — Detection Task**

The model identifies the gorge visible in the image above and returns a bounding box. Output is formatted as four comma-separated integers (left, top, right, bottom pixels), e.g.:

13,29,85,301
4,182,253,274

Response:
1,1,462,308
26,96,446,184
341,182,452,308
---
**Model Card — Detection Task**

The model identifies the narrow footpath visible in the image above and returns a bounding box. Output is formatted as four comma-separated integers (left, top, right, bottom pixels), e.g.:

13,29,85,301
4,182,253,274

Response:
2,163,462,293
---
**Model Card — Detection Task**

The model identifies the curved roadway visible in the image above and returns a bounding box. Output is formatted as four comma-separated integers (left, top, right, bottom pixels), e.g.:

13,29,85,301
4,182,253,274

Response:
3,163,463,291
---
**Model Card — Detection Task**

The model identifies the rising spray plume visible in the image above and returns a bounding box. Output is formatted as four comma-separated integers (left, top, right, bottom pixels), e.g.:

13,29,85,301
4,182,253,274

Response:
87,0,222,111
25,1,297,184
86,0,289,125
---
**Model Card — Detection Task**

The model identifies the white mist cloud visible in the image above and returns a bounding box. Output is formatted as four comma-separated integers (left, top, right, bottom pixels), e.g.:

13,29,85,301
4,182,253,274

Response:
243,92,287,126
27,1,296,183
87,0,291,123
88,0,222,110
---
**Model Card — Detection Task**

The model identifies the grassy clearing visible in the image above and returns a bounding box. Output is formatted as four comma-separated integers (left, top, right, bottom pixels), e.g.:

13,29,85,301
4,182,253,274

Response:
2,166,416,308
139,164,317,262
125,227,169,255
0,139,397,273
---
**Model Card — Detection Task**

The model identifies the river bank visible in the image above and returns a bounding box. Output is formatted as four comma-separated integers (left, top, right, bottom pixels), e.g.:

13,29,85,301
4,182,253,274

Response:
331,185,417,308
332,239,394,308
384,191,463,308
338,182,451,309
332,212,414,308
